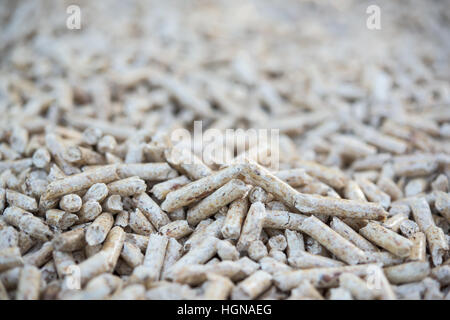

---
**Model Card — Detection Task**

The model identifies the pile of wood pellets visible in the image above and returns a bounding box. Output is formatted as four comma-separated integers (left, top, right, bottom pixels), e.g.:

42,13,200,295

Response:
0,0,449,300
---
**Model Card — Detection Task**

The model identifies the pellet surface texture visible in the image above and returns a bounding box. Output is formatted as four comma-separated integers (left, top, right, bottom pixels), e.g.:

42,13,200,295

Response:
0,0,448,301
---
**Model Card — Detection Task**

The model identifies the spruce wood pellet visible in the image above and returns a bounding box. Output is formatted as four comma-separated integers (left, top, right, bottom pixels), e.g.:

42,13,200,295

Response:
0,0,449,300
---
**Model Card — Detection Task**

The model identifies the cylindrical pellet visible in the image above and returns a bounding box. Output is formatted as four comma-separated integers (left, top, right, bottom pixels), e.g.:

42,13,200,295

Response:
301,216,367,265
236,202,266,252
16,265,41,300
187,179,250,226
85,212,114,246
231,270,272,300
359,222,413,258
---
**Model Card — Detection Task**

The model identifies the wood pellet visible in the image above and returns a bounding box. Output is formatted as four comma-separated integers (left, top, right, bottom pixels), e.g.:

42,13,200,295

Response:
0,0,449,300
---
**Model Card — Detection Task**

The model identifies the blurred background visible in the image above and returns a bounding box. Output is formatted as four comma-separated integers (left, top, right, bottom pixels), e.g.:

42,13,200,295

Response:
0,0,449,165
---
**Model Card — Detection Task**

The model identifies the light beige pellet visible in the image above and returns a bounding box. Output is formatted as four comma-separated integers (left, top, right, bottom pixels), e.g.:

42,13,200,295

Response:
32,148,51,169
383,213,409,232
360,222,413,258
285,229,304,259
236,202,266,252
353,123,408,154
330,217,378,252
0,159,33,175
161,164,244,212
288,250,345,269
52,228,86,252
0,226,19,250
393,154,438,178
247,240,268,261
42,164,118,200
339,273,378,300
248,186,274,204
256,254,287,273
53,250,76,278
267,235,287,251
160,220,193,240
268,249,287,264
85,212,114,246
161,238,184,279
0,188,5,212
263,210,307,231
351,154,392,171
0,279,9,300
288,280,324,300
0,247,24,272
364,251,404,267
356,177,391,209
0,143,19,161
165,147,212,180
266,201,288,211
399,219,420,238
274,264,376,290
120,242,144,268
408,232,427,262
168,236,219,278
3,206,52,241
82,183,109,203
16,265,41,300
217,240,239,261
203,273,234,300
45,209,78,230
328,288,353,300
389,203,411,217
168,208,186,221
405,178,428,198
111,284,146,300
102,195,123,214
133,192,170,230
431,174,448,192
79,274,122,300
107,176,146,197
430,265,450,286
231,270,272,300
187,179,250,226
274,168,314,188
59,194,82,213
300,180,341,198
184,216,224,251
116,163,178,181
426,225,449,266
97,135,117,154
85,244,102,258
114,210,129,228
18,232,34,255
410,197,449,265
294,159,347,189
128,208,156,236
150,175,191,201
78,226,125,285
384,261,430,284
77,200,102,222
301,216,367,264
6,189,38,212
435,191,450,223
23,241,53,267
125,233,149,253
140,233,169,281
377,176,403,201
221,197,249,240
82,128,103,146
305,237,328,257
